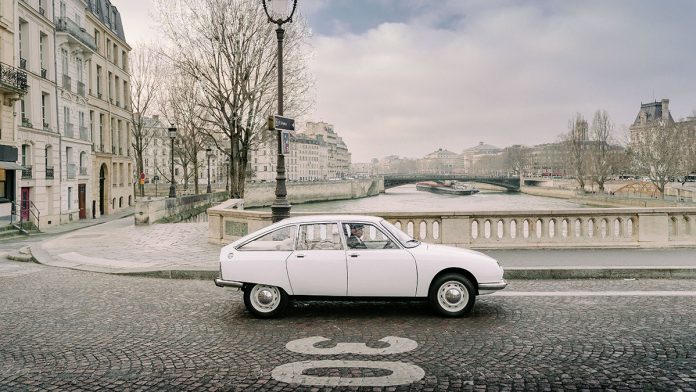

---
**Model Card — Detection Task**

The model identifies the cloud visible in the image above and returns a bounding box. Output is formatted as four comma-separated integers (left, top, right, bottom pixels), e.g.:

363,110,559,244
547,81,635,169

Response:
307,1,696,161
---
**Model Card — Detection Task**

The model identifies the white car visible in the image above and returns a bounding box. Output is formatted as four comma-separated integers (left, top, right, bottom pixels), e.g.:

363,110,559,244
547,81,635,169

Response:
215,215,507,318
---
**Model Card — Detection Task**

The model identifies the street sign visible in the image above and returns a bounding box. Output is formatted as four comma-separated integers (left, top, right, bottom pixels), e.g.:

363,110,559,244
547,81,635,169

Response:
268,115,295,131
282,131,290,155
153,175,160,182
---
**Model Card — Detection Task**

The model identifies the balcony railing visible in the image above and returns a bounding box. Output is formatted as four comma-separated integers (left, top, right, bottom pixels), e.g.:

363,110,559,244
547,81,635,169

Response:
79,126,89,141
41,68,47,78
55,17,98,52
64,123,74,138
77,81,85,96
19,58,27,70
79,166,88,176
67,164,76,179
21,117,32,128
62,74,71,90
46,166,54,179
0,62,29,94
39,7,45,16
21,165,32,179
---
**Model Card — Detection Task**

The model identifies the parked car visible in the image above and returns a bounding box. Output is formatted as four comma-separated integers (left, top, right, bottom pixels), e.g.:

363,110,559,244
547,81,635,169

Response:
215,215,507,318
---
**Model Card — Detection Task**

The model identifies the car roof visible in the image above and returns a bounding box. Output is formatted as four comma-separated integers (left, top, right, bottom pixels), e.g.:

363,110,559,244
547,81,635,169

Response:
278,214,383,225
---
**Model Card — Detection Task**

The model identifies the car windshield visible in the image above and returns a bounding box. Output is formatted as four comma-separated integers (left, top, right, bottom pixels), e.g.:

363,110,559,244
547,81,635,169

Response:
381,220,420,248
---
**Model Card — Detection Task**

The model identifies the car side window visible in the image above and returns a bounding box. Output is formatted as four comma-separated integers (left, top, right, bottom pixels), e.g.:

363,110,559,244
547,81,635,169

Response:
343,223,398,250
237,226,296,251
297,223,343,251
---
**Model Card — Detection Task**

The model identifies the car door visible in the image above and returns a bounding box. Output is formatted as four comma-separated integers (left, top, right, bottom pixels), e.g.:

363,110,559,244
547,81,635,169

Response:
342,222,418,297
286,222,347,296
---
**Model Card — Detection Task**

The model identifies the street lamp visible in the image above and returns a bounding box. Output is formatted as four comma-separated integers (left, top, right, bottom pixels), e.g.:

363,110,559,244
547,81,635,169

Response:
168,125,177,198
225,156,230,192
262,0,297,223
206,147,213,194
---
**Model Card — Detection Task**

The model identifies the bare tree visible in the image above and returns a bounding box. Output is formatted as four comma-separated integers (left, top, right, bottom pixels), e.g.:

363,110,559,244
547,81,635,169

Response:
156,0,312,198
160,72,209,194
587,110,615,192
562,114,590,192
630,121,687,198
129,44,163,197
503,145,529,176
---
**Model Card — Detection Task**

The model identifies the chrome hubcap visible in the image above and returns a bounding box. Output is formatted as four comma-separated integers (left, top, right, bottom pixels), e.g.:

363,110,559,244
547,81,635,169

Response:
437,281,469,312
250,285,281,313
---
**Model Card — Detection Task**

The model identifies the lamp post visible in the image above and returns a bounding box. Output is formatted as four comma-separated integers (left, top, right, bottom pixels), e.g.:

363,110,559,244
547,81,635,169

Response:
206,147,213,194
262,0,297,223
168,126,177,198
225,157,230,192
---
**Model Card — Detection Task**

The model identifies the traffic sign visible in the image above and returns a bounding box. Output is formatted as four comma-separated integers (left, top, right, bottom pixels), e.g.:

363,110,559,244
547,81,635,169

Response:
282,131,290,155
268,115,295,131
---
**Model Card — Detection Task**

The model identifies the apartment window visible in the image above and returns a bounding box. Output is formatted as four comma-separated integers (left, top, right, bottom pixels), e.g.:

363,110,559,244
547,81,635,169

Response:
19,20,28,68
21,145,30,166
121,50,127,70
39,33,47,74
99,114,105,148
94,30,100,51
76,58,83,82
106,39,111,60
108,71,113,100
113,43,118,66
61,49,68,76
114,76,120,102
68,187,72,209
41,93,49,128
96,65,102,97
90,111,95,143
20,98,27,122
59,1,66,18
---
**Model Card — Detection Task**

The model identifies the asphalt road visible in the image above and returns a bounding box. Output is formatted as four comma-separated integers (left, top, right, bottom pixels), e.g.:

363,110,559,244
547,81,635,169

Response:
486,248,696,268
1,260,695,391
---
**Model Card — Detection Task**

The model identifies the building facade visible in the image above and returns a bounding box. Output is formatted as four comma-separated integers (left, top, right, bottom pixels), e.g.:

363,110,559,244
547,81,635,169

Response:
1,0,132,229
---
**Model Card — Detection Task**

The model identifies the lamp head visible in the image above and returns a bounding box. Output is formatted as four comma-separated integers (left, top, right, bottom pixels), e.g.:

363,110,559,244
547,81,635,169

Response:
262,0,297,25
168,126,177,139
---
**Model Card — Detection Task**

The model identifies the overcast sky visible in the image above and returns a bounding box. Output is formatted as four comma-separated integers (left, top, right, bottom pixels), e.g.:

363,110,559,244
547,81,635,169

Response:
115,0,696,162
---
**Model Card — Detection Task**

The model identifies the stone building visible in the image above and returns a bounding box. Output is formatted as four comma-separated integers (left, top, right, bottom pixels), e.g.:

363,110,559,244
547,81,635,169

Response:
0,0,29,222
3,0,132,228
418,148,462,174
629,99,675,146
462,142,502,173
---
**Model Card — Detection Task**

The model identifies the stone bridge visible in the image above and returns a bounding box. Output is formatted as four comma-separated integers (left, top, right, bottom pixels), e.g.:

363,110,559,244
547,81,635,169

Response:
383,174,521,192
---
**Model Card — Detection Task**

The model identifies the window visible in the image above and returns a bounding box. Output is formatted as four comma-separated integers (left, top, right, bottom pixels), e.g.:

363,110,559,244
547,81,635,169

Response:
297,223,343,251
39,33,47,72
41,93,49,127
94,30,100,50
342,223,397,250
67,187,72,209
61,49,68,77
96,65,102,96
238,226,297,251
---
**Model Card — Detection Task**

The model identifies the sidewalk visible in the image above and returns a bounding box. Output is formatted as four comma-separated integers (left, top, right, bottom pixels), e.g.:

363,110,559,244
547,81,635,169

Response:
27,216,696,280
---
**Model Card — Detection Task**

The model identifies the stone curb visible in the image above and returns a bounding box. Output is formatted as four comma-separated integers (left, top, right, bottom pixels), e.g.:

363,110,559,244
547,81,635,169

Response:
504,268,696,280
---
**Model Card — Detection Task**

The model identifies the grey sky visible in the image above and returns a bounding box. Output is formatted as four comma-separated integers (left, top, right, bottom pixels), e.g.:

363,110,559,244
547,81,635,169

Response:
115,0,696,162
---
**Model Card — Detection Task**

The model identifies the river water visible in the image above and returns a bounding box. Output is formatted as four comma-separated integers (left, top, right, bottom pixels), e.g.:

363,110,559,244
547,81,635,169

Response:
254,184,585,213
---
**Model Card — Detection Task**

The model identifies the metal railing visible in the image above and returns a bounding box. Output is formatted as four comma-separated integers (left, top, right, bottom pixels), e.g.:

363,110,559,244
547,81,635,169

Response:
55,17,98,51
67,164,77,179
0,62,29,94
19,58,27,70
62,74,71,90
46,166,54,179
10,200,40,233
64,123,74,138
21,165,32,179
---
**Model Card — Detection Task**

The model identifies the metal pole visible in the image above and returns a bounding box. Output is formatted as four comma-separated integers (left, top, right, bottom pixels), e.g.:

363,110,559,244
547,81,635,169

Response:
271,26,290,222
207,153,212,193
169,137,176,198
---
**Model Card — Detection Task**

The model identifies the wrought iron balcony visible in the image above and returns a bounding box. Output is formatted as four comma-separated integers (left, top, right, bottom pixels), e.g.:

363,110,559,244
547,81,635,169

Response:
19,58,27,70
55,17,98,52
41,68,47,78
80,126,89,141
62,74,71,90
46,166,54,179
77,81,85,96
21,117,32,128
0,62,29,95
65,123,74,138
67,164,76,179
22,165,32,179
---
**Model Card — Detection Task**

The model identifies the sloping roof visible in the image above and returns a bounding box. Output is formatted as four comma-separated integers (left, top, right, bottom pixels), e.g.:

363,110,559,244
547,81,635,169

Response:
463,142,501,153
87,0,127,42
633,101,674,126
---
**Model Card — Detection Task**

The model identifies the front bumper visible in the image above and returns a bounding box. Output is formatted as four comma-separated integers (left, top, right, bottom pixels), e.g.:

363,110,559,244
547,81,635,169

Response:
214,278,244,289
478,279,507,295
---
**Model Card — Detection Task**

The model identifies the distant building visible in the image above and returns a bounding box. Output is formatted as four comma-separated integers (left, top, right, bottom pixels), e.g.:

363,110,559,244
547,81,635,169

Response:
462,142,502,173
629,99,675,146
418,148,462,174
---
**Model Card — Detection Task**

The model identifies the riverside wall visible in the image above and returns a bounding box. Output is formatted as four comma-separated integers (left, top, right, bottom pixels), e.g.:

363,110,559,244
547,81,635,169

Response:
241,178,384,208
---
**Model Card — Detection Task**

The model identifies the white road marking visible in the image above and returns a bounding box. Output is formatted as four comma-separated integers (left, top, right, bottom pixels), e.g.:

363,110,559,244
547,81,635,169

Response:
271,360,425,387
286,336,418,355
491,291,696,297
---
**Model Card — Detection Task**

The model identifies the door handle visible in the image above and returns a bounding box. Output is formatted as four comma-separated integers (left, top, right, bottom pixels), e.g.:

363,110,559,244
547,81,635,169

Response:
296,254,305,258
349,254,359,258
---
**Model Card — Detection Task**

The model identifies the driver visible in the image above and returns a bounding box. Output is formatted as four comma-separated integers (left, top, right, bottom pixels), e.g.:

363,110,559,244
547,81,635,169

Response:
347,224,367,249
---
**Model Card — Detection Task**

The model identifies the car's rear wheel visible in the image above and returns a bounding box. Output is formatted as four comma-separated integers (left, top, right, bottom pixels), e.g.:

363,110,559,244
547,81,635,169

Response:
429,274,475,317
243,284,289,318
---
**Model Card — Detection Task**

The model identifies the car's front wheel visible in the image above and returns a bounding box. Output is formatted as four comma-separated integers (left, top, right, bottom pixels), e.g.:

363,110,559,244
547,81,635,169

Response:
429,274,475,317
243,284,289,318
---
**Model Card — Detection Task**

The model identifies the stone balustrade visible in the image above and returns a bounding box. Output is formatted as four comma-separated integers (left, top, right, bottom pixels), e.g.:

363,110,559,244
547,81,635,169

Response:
208,204,696,248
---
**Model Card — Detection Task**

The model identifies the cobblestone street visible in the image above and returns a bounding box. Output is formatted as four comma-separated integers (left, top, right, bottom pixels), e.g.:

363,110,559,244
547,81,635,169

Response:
1,261,695,391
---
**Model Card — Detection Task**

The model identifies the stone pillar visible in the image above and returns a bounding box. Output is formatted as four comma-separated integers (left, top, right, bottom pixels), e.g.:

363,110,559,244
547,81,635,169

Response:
440,215,470,247
637,212,669,245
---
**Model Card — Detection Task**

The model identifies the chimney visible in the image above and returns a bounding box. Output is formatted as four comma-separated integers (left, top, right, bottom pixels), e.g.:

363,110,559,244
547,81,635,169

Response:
661,99,670,121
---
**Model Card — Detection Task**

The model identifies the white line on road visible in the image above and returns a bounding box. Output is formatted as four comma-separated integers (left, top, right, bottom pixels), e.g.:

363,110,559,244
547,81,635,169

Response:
492,291,696,297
